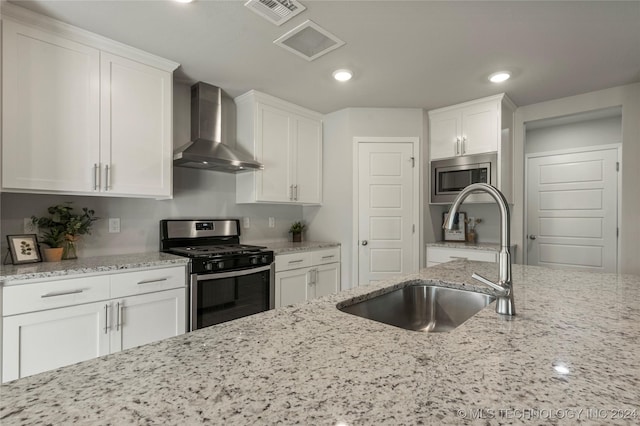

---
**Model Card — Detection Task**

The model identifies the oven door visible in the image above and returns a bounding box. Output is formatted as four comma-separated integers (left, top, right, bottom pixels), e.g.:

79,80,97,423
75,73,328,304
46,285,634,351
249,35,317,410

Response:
190,264,274,331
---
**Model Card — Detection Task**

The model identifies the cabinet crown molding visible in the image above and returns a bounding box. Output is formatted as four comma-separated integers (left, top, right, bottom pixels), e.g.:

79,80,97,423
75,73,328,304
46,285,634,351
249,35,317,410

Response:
428,93,516,116
1,2,180,72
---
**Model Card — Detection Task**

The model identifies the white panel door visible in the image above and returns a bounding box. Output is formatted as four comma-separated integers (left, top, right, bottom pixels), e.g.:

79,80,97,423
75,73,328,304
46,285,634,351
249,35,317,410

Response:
294,115,322,204
429,110,460,160
2,301,109,382
275,268,310,308
110,288,186,352
461,101,498,155
527,147,618,272
313,263,340,299
2,20,100,192
358,142,416,285
101,52,172,197
256,103,293,202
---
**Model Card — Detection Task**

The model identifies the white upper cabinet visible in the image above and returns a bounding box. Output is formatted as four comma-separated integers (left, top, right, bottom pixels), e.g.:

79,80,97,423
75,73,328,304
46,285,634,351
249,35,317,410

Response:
429,94,515,160
235,90,323,205
1,6,178,198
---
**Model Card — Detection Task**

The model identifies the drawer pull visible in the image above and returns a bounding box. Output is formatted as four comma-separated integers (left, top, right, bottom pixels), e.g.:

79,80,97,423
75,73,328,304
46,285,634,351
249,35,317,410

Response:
288,259,304,264
104,304,109,334
450,256,468,260
137,277,168,285
321,255,335,259
41,289,84,298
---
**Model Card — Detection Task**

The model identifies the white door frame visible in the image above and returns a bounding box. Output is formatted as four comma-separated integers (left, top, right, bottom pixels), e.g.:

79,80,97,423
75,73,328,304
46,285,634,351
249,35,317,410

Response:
524,143,622,272
352,136,422,287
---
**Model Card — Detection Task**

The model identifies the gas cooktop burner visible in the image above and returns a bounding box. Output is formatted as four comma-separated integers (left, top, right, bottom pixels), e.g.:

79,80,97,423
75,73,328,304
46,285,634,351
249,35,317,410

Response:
169,244,267,258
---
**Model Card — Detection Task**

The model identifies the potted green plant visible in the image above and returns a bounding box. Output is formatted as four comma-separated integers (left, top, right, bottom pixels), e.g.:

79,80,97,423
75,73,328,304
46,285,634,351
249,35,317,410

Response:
289,221,306,243
38,227,66,262
32,203,99,260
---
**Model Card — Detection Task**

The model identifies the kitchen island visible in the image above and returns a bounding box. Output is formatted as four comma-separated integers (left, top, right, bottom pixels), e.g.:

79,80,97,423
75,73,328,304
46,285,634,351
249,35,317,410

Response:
1,261,639,424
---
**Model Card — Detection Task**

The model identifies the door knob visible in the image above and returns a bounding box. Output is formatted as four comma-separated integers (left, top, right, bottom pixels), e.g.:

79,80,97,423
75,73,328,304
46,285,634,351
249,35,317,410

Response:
529,235,537,240
361,240,368,246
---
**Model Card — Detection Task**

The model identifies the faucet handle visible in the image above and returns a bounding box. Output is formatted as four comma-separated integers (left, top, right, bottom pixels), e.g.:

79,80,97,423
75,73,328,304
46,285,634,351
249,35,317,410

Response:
471,273,508,295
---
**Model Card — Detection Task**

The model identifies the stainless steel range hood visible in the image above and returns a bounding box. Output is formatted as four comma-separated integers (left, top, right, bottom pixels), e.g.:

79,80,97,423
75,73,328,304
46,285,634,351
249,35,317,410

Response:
173,82,263,172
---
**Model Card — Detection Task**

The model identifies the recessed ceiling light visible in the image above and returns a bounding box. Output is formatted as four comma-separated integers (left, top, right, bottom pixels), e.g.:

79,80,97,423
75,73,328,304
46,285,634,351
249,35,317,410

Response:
489,71,511,83
175,0,193,3
333,69,353,82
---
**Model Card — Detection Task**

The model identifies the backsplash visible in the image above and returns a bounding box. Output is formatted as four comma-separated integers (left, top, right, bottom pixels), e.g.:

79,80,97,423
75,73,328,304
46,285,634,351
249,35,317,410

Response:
1,167,302,259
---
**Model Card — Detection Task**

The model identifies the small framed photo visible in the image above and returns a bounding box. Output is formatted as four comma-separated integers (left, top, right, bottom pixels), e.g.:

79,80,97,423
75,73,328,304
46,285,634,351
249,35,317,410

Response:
443,212,467,242
7,234,42,264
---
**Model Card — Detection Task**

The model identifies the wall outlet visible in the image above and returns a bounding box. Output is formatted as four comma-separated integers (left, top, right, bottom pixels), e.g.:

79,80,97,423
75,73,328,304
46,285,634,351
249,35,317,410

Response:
268,217,275,228
24,218,38,234
243,217,250,229
108,218,121,233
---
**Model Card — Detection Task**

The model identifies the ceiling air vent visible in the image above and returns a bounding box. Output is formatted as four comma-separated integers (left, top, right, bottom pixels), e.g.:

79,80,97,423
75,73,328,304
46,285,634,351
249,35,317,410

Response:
244,0,306,26
274,20,345,61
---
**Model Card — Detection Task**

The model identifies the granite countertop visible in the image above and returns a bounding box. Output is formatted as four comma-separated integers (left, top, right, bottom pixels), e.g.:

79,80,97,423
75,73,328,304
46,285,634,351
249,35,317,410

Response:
0,252,189,284
247,240,340,255
2,261,639,424
428,241,516,251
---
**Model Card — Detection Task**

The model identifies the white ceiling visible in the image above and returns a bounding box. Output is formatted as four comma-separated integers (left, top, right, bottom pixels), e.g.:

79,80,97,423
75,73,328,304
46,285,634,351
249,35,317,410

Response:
9,0,640,114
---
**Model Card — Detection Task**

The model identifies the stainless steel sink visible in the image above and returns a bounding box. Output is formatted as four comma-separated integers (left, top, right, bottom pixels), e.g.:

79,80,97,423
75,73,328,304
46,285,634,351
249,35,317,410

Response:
338,284,496,332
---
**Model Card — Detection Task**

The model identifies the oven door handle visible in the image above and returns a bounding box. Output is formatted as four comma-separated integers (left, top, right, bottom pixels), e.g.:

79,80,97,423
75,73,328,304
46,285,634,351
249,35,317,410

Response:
196,264,272,281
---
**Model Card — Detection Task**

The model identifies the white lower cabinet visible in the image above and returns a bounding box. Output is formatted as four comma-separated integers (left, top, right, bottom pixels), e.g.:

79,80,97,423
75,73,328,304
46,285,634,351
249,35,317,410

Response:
2,265,187,383
110,288,185,352
274,247,341,308
2,301,110,382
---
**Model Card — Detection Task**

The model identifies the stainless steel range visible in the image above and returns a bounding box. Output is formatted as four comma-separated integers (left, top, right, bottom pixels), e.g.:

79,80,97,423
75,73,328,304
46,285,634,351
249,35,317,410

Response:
160,219,274,331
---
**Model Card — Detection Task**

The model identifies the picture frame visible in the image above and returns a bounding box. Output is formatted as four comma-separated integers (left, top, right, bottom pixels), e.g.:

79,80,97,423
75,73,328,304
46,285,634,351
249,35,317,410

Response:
7,234,42,265
443,211,467,242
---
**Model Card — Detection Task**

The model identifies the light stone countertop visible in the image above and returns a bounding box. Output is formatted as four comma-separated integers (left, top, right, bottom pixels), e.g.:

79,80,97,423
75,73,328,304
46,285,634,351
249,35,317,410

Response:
1,261,639,424
246,240,340,255
427,241,516,251
0,252,189,284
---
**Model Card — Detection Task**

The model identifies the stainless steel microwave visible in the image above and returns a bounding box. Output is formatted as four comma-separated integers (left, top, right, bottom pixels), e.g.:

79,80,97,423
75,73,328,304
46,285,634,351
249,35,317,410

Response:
430,153,497,203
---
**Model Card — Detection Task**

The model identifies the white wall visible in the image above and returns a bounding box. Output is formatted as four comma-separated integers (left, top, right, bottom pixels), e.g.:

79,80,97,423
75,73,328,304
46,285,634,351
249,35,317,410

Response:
525,114,622,154
0,82,303,258
303,107,428,289
513,83,640,275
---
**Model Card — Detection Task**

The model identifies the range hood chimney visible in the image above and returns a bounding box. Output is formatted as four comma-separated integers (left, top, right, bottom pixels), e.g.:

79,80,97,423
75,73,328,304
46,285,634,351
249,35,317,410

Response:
173,82,263,172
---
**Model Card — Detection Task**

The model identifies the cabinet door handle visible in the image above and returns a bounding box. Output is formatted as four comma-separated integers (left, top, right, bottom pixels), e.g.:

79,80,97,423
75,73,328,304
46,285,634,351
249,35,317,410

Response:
461,136,466,155
116,302,124,331
104,164,111,191
294,185,298,201
41,289,84,298
137,277,168,285
455,137,461,155
93,164,99,190
289,185,293,200
104,304,109,334
321,255,334,260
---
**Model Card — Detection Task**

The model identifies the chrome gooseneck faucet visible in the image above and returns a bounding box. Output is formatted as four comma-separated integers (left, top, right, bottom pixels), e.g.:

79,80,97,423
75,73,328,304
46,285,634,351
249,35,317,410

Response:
443,183,515,316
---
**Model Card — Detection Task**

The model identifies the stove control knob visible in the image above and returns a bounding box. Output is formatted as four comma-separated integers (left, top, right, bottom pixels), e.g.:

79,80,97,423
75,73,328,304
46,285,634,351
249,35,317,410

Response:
205,263,213,271
261,256,270,264
251,257,259,265
217,261,225,269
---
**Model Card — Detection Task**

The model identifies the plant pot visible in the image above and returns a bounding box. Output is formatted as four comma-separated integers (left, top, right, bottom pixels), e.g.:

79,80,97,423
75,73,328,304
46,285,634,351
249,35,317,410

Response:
292,232,302,243
466,230,477,244
43,247,64,262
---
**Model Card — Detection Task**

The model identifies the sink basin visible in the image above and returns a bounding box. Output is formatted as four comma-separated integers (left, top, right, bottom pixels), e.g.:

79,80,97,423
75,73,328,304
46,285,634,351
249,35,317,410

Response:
338,284,496,332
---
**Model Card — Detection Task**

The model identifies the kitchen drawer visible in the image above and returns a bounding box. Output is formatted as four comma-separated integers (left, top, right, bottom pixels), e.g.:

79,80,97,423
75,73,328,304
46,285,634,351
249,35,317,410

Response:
311,247,340,265
275,252,312,272
3,276,110,316
110,266,187,298
427,247,497,264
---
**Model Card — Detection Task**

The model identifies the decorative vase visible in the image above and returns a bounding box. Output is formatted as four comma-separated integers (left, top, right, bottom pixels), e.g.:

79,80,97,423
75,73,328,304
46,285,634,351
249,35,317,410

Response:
63,236,78,260
292,232,302,243
43,247,64,262
466,230,477,244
